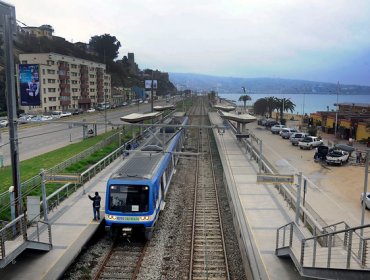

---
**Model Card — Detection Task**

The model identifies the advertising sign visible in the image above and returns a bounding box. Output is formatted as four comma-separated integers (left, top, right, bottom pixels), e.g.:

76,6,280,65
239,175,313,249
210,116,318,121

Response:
145,79,157,89
19,64,41,106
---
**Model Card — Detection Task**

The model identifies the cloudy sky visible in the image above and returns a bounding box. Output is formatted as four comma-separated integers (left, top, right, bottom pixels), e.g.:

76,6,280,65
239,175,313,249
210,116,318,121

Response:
7,0,370,86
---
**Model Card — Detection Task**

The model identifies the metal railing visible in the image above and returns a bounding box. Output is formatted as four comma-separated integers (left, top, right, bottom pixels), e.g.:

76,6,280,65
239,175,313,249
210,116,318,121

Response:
0,213,52,265
0,133,118,211
276,222,370,270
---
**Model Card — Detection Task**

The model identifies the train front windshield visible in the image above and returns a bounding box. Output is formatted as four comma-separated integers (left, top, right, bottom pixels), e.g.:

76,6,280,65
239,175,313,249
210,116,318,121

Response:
109,185,149,212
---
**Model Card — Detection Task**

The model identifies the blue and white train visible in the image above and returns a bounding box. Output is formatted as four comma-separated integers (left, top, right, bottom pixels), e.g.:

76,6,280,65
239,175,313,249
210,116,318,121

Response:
105,115,188,240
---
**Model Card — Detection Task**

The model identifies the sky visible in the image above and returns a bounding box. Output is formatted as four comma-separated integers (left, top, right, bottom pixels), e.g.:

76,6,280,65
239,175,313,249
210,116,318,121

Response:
6,0,370,86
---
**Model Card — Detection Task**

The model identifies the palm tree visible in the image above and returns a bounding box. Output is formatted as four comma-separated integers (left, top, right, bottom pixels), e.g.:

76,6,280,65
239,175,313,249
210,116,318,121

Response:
265,96,278,118
239,94,251,112
276,98,296,123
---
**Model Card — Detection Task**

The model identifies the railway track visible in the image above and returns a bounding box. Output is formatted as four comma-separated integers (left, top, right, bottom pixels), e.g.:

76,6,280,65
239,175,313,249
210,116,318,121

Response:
93,240,147,280
188,98,230,280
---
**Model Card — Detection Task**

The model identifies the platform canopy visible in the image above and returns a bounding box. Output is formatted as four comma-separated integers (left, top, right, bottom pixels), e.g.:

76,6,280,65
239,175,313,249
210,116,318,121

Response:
213,105,236,112
153,105,175,111
220,112,256,123
120,112,161,123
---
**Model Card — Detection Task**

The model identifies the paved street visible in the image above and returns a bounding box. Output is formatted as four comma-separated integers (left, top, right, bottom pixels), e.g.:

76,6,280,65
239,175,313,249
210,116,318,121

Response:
248,121,370,227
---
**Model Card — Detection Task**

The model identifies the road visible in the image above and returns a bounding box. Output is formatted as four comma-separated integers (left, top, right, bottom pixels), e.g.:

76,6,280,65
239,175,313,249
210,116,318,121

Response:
248,121,370,227
0,99,175,166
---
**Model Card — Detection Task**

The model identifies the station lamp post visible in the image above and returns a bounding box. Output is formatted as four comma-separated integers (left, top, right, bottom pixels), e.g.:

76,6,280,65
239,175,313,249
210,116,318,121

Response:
334,82,339,138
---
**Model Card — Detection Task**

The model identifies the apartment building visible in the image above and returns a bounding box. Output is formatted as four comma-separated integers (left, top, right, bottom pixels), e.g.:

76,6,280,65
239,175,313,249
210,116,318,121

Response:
18,53,111,113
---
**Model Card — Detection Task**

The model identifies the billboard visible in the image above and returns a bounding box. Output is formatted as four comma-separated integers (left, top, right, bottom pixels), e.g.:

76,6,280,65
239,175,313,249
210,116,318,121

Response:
145,79,157,89
19,64,41,106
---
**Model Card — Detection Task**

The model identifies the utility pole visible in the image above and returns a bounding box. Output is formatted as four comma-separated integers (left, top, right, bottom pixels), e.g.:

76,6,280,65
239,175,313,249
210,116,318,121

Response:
151,70,154,113
334,82,339,138
1,2,21,217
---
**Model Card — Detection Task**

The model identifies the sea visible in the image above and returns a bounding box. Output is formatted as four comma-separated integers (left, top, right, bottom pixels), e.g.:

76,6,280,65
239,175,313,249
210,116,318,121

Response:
218,93,370,115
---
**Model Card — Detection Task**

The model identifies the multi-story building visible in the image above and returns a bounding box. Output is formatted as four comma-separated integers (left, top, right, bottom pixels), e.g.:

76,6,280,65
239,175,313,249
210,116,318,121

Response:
20,24,54,39
18,53,111,113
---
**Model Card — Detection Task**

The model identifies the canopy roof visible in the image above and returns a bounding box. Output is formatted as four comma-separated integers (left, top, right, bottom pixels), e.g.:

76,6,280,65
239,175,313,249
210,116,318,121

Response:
120,112,161,123
220,111,256,123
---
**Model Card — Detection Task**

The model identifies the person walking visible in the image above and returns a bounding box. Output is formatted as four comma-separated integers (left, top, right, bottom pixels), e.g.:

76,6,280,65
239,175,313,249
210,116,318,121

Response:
88,192,101,220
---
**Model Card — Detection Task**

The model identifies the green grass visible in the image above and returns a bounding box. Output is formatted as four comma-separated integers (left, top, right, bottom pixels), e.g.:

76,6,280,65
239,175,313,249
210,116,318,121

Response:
0,131,117,194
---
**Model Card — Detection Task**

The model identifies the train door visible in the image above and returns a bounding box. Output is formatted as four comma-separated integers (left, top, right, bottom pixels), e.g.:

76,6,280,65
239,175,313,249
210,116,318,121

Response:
160,174,167,210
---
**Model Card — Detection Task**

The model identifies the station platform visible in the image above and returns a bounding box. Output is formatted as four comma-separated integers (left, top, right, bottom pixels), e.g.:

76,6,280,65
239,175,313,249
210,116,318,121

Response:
209,112,304,279
209,109,370,280
0,157,124,280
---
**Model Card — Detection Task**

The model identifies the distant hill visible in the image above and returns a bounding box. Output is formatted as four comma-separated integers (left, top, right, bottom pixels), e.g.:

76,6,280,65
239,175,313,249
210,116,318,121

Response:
169,72,370,95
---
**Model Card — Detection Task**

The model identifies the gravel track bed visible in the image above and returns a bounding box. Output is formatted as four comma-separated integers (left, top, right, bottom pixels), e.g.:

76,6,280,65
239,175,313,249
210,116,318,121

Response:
63,99,247,279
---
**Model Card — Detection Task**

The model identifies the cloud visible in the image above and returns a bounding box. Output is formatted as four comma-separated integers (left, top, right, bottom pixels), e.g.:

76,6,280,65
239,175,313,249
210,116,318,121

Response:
9,0,370,85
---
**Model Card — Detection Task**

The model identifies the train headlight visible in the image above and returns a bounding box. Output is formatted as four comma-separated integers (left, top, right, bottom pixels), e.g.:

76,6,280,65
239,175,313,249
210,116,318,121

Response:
107,215,117,221
139,216,150,221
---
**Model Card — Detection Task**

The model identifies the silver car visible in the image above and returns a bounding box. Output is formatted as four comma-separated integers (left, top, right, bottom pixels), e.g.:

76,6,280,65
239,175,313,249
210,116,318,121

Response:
280,128,298,139
289,132,308,146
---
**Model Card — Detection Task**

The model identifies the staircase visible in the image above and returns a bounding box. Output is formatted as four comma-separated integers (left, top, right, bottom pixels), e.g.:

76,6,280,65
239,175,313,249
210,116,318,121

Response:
0,214,52,268
276,221,370,279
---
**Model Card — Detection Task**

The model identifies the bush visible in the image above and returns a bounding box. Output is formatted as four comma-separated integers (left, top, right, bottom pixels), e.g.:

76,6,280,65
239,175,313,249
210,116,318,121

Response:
308,126,318,136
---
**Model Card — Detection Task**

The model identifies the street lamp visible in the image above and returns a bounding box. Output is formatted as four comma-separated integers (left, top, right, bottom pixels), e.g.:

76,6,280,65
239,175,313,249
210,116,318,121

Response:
334,82,339,138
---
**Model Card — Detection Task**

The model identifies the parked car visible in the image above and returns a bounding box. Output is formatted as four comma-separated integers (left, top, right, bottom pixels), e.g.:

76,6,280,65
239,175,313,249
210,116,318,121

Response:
51,111,63,118
61,111,72,117
87,108,96,113
264,119,280,127
271,124,286,134
39,115,53,121
326,149,349,165
361,192,370,209
18,115,33,124
334,144,356,156
298,136,324,150
290,132,308,146
280,128,298,139
71,109,84,115
0,119,9,127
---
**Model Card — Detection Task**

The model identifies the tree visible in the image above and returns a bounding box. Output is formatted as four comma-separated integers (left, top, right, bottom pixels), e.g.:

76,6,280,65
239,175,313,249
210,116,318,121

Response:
239,94,251,111
253,98,268,116
265,96,278,118
89,34,121,63
276,98,295,122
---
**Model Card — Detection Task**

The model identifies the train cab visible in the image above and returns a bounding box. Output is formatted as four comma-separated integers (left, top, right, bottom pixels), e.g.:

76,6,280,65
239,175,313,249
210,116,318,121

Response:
105,180,158,239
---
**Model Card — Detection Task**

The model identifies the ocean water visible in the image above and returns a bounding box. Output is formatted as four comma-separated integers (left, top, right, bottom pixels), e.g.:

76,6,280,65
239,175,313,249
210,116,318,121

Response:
218,93,370,115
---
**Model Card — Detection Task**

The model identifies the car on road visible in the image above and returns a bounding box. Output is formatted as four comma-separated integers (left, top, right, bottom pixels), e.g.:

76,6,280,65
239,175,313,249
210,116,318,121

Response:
361,192,370,209
290,132,308,145
326,149,349,165
271,124,286,134
71,109,84,115
0,119,9,127
263,119,280,127
280,128,298,139
87,108,96,113
61,111,72,117
298,136,324,150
